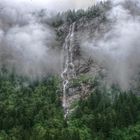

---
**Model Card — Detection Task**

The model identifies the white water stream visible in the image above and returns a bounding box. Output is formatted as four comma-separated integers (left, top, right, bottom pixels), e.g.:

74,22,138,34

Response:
61,22,76,118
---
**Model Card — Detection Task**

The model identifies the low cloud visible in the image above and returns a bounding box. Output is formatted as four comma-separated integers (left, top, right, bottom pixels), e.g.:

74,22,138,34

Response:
0,0,61,80
82,0,140,90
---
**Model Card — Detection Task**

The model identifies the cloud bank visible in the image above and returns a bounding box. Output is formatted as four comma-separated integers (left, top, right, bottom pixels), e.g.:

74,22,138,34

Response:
0,0,60,79
7,0,96,12
0,0,96,80
82,0,140,90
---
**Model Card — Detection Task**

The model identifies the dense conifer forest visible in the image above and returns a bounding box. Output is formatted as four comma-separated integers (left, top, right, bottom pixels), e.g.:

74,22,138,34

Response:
0,73,140,140
1,0,140,139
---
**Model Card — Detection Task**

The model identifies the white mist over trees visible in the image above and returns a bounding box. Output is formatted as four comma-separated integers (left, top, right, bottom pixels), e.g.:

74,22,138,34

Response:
0,0,61,79
6,0,96,12
1,1,140,139
0,0,140,89
82,0,140,90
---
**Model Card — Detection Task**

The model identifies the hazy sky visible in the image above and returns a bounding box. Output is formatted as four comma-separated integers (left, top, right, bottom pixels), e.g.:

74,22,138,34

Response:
5,0,96,11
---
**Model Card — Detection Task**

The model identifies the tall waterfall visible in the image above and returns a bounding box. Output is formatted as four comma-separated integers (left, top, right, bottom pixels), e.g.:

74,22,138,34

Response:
61,22,76,118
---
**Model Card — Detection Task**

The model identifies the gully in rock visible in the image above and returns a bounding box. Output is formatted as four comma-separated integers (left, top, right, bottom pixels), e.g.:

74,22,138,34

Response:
61,22,76,119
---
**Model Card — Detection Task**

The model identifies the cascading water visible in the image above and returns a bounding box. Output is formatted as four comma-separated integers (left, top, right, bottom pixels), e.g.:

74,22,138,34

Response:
61,22,76,118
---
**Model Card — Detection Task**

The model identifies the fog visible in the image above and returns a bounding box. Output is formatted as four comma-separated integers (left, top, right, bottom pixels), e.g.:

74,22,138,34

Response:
0,0,61,79
1,0,140,89
8,0,96,12
82,0,140,90
0,0,96,80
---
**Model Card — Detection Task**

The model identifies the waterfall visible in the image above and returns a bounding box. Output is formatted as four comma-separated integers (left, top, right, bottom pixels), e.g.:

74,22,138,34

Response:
61,22,76,118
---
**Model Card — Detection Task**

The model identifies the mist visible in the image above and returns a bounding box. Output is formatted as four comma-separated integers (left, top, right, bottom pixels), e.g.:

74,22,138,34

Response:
82,0,140,90
9,0,96,12
0,0,97,80
0,0,61,80
2,0,140,89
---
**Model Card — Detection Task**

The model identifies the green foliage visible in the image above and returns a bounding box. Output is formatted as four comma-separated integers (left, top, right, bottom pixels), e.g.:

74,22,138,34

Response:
52,1,110,28
0,73,64,139
0,73,140,139
70,75,95,87
110,124,140,140
70,83,140,139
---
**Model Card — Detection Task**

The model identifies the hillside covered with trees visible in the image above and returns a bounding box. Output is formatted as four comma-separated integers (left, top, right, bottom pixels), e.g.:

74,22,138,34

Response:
0,0,140,140
0,73,140,139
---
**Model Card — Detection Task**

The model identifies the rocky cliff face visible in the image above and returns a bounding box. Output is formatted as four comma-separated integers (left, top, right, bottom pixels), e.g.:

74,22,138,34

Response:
44,0,140,117
52,2,111,117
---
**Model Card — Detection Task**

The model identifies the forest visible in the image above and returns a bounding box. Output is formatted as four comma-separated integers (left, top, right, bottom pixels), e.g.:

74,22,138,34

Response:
0,0,140,139
0,72,140,140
